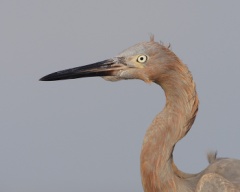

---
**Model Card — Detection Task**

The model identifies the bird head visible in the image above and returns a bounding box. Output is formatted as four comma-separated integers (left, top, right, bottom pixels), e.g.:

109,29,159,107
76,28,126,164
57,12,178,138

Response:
40,36,179,84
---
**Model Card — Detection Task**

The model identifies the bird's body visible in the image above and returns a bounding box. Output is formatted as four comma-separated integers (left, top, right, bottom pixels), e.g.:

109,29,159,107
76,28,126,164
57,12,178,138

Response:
40,36,240,191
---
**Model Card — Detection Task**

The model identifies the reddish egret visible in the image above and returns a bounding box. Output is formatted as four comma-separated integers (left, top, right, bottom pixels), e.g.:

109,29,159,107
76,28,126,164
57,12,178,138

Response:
40,36,240,192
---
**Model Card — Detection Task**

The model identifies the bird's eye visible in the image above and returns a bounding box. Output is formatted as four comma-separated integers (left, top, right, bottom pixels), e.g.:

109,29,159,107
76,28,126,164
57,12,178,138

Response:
137,55,148,63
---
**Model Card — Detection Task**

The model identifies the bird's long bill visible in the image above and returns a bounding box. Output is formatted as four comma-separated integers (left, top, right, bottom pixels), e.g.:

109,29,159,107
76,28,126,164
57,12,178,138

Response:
40,59,123,81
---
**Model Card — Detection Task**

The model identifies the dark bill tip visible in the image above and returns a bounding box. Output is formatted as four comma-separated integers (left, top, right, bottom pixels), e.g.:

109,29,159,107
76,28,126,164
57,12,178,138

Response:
39,59,116,81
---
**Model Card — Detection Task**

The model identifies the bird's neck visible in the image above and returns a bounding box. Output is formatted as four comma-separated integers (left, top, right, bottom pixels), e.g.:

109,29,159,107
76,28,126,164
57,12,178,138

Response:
140,62,199,192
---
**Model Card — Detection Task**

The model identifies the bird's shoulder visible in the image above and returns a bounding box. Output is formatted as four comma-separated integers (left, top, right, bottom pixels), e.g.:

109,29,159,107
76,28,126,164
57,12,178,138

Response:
202,152,240,187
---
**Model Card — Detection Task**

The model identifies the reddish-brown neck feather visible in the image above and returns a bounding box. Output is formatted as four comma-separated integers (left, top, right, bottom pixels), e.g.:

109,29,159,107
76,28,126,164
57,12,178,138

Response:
140,59,199,192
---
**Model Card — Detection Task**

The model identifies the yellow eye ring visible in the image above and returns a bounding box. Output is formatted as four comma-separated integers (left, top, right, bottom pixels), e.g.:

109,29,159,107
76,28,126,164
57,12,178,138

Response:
137,55,148,63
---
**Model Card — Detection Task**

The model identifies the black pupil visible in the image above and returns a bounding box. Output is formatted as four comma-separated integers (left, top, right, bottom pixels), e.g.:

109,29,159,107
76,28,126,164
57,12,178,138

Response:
140,57,144,60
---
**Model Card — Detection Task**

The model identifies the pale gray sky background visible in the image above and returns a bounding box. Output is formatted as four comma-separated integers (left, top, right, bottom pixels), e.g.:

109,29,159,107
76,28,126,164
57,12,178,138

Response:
1,1,240,192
